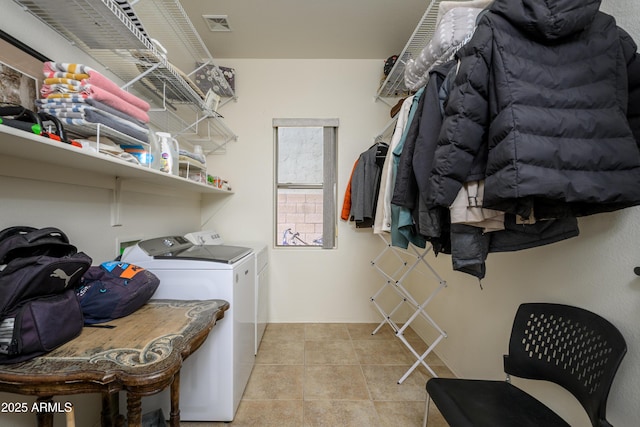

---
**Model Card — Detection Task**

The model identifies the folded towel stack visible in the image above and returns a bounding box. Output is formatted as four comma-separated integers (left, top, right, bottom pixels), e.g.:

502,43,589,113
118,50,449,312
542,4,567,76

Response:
38,62,151,144
178,149,207,169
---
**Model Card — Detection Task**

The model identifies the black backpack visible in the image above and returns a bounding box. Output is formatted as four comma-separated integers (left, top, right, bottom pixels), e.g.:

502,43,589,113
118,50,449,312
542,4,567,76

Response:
0,289,84,363
0,226,91,363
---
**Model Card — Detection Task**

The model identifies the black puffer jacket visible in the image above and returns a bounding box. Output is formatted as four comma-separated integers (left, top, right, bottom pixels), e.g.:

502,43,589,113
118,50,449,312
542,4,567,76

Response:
427,0,640,218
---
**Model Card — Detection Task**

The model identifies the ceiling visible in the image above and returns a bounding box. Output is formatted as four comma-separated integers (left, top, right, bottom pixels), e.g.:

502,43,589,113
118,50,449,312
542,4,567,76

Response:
180,0,430,59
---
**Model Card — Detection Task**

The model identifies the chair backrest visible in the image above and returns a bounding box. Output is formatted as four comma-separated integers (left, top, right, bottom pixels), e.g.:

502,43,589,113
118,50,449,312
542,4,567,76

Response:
503,303,627,427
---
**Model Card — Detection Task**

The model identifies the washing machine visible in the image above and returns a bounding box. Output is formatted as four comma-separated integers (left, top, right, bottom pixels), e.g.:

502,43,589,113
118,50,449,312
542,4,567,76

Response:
121,235,255,421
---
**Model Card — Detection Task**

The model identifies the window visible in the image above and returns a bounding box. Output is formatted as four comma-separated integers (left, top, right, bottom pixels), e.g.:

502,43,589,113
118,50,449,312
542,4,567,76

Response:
274,118,338,248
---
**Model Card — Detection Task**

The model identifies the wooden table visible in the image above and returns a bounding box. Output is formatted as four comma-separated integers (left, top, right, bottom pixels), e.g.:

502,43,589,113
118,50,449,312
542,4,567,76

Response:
0,299,229,427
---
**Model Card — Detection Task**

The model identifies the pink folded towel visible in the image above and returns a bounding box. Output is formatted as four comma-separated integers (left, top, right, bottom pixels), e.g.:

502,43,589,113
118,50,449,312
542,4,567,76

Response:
43,62,150,113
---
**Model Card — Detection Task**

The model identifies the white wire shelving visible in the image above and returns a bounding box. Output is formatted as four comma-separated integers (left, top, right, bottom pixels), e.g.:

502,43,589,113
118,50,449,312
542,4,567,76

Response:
14,0,237,152
375,0,443,105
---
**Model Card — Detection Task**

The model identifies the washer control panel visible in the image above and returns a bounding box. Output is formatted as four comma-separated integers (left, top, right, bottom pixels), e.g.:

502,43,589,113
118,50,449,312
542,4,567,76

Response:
138,236,193,257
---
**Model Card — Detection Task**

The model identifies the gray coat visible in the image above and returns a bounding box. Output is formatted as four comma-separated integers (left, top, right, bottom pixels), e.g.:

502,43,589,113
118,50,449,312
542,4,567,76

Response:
349,144,384,228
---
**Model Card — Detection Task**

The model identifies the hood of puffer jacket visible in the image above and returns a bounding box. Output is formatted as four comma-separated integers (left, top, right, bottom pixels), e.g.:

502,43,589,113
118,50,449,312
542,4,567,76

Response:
490,0,602,41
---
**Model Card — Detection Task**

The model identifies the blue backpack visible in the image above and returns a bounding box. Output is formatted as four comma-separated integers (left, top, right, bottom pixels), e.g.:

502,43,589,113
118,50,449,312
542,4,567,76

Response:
76,261,160,324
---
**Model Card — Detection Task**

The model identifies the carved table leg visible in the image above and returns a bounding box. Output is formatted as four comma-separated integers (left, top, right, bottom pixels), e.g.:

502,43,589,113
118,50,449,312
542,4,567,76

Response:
35,396,54,427
169,371,181,427
101,392,113,427
126,393,142,427
115,414,127,427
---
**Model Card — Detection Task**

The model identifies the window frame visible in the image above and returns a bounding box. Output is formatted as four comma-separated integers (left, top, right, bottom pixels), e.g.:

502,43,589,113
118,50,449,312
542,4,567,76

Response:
273,118,338,249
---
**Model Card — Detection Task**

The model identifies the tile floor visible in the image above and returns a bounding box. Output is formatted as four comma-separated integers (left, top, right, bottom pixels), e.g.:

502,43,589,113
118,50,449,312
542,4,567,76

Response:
181,323,452,427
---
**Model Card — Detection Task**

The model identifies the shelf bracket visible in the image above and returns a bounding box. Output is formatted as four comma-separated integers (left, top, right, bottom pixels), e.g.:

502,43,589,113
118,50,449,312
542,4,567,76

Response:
189,60,211,78
111,176,123,227
375,116,398,141
174,112,238,151
218,96,237,109
121,62,162,90
174,113,213,137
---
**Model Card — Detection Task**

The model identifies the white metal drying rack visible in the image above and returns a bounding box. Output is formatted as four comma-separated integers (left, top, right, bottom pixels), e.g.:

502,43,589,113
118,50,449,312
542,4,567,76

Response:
370,233,447,383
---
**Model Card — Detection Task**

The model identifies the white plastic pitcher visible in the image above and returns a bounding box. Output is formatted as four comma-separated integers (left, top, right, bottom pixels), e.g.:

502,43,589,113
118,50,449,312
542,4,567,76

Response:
155,132,179,175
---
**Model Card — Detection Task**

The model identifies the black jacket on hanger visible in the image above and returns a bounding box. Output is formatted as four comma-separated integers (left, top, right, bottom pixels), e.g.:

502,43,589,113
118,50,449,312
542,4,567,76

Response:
389,60,579,279
428,0,640,219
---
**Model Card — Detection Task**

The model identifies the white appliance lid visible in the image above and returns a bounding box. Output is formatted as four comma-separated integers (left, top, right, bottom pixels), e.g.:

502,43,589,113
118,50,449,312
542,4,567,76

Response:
137,236,252,264
156,244,252,264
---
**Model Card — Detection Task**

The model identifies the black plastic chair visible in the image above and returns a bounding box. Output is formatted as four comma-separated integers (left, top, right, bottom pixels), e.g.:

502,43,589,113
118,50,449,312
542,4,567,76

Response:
424,303,627,427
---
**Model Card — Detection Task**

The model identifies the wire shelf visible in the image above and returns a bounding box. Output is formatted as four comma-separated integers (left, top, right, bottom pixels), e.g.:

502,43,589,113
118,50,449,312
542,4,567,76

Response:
63,122,147,147
376,0,443,99
14,0,236,146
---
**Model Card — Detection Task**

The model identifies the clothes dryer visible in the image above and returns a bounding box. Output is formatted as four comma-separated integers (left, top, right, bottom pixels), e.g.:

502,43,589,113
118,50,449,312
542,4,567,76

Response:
184,231,269,354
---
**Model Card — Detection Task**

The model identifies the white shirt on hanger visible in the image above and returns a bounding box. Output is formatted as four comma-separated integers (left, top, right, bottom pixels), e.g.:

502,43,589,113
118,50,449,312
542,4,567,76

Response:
374,95,415,234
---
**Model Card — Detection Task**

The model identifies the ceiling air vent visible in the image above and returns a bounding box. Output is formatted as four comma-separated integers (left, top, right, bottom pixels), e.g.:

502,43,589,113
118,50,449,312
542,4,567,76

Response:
203,15,231,32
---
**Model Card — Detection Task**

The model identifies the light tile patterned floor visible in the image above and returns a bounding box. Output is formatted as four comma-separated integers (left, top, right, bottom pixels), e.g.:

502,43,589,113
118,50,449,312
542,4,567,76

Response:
180,323,451,427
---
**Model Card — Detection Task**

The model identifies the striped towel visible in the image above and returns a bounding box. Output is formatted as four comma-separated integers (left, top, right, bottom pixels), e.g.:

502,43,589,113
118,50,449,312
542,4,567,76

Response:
43,62,151,113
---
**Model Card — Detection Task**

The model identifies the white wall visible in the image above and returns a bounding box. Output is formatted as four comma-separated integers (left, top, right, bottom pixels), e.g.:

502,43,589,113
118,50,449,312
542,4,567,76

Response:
405,1,640,426
200,57,393,322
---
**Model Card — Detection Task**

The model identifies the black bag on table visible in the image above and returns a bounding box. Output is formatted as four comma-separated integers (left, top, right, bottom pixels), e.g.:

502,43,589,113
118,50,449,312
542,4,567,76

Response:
0,226,92,363
0,226,92,314
0,289,84,363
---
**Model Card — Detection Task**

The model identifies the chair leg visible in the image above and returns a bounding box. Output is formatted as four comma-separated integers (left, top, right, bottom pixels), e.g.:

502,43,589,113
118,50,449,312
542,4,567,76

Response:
423,393,431,427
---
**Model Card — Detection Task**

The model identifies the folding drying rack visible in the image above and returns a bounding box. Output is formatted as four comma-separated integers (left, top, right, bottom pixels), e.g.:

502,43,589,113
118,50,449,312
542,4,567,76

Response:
370,233,447,383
